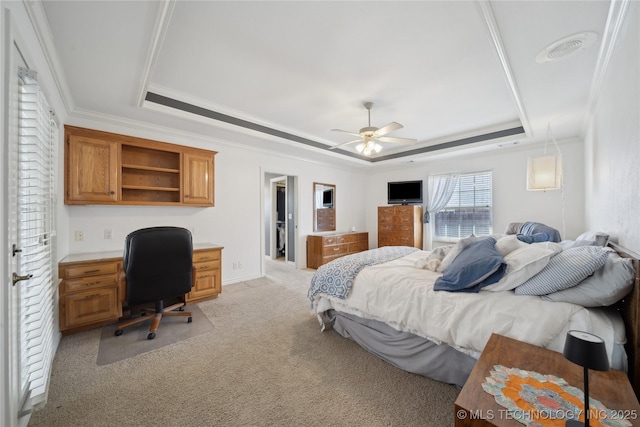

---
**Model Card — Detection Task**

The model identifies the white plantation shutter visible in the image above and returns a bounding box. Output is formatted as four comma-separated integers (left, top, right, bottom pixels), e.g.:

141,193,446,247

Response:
17,66,57,411
434,171,492,240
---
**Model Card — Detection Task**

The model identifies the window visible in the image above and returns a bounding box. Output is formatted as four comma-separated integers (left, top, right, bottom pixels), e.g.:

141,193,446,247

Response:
433,171,492,240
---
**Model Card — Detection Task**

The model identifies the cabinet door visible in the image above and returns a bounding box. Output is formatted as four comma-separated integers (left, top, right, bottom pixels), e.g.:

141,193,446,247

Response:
188,266,221,302
61,287,121,330
66,135,118,203
183,152,214,206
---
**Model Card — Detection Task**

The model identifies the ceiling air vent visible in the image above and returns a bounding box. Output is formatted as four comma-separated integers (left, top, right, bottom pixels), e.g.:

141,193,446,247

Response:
535,32,598,64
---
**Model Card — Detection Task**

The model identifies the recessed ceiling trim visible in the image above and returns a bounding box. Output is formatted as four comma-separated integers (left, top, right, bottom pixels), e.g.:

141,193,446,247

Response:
145,91,524,163
368,126,525,162
145,91,366,160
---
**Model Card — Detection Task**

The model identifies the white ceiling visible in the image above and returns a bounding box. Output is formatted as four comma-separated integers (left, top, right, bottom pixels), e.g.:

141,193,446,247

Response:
38,0,614,167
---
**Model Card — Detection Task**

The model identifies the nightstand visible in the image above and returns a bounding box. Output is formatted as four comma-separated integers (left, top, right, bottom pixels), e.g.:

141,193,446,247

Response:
454,333,640,426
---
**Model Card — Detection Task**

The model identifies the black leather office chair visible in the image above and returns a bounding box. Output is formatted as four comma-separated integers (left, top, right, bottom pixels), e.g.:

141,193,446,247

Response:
115,226,194,340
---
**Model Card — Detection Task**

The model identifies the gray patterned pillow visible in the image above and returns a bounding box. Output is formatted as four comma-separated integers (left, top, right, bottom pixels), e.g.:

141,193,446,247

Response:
514,246,610,296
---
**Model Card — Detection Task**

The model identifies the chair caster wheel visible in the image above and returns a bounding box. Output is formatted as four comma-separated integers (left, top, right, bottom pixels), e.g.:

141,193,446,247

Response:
147,332,156,340
115,329,123,336
187,317,193,323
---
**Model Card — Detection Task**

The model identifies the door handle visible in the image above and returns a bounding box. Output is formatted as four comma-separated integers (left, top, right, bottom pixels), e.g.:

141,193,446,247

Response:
13,272,33,286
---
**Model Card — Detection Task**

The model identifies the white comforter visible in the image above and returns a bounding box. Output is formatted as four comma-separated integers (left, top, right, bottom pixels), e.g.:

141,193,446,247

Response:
314,250,623,363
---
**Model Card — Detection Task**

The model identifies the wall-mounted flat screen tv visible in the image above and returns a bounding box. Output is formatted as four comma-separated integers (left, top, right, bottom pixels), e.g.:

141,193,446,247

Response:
322,188,334,208
387,180,423,205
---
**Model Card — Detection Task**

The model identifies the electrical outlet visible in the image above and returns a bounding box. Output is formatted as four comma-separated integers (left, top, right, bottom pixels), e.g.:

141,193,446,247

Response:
238,262,243,269
74,231,84,241
232,262,238,270
104,229,112,239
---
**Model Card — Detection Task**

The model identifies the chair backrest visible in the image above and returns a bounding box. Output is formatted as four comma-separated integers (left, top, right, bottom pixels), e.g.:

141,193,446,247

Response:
123,226,193,305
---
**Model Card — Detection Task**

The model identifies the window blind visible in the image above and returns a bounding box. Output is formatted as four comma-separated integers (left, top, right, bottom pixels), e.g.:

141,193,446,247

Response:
17,67,57,411
434,171,493,240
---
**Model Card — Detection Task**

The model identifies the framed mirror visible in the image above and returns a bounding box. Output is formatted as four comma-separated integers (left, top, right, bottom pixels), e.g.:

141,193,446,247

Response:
313,182,336,232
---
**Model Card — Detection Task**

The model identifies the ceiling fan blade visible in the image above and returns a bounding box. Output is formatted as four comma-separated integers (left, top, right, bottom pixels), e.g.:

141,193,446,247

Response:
374,122,403,137
328,138,364,150
378,136,417,144
331,129,362,138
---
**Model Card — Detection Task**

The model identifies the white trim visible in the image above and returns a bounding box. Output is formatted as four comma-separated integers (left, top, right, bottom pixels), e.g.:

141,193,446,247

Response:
135,1,176,108
475,0,532,138
582,0,630,131
22,0,73,115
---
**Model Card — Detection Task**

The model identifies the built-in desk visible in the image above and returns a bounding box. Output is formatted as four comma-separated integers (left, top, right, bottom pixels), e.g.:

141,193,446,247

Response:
58,243,223,333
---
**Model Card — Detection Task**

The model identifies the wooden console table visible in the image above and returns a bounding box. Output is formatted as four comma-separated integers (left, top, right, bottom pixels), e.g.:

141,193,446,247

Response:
455,333,640,426
58,243,223,333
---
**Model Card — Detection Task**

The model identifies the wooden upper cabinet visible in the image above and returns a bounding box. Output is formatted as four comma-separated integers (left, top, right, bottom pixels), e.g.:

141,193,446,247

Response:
66,135,118,203
183,152,214,206
64,125,216,207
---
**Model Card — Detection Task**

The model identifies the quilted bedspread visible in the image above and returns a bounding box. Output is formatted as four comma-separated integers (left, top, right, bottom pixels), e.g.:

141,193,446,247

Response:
308,246,418,307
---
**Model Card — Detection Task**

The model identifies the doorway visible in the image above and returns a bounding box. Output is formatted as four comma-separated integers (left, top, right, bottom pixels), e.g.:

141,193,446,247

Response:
263,172,298,271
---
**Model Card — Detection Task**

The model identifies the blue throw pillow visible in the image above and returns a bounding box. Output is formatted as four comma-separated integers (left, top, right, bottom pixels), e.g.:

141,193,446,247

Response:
434,237,507,293
517,233,551,243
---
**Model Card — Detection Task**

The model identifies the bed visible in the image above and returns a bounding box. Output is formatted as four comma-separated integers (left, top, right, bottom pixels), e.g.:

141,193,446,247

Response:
308,230,640,397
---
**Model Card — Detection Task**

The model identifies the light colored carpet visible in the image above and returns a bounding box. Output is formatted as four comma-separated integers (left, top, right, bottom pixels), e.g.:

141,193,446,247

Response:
28,259,459,426
97,304,214,365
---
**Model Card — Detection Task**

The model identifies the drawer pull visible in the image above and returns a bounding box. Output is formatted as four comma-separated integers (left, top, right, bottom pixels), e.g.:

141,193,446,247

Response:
84,294,101,299
83,269,100,274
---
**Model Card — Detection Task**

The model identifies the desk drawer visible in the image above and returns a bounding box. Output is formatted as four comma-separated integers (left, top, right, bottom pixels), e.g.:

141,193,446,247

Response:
62,262,118,279
194,250,221,263
195,260,220,272
63,274,117,293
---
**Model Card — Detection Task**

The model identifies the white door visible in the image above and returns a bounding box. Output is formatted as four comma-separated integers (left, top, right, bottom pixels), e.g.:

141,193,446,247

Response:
3,36,57,425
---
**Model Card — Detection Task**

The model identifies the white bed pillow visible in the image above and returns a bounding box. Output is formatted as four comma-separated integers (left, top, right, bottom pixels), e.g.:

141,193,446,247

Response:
495,235,527,257
438,236,476,272
483,242,561,292
515,246,610,296
576,231,610,247
542,250,635,306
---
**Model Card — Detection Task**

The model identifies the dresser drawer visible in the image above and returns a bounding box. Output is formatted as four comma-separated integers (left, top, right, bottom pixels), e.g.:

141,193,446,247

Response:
61,262,118,279
62,274,117,293
349,242,369,253
321,244,349,257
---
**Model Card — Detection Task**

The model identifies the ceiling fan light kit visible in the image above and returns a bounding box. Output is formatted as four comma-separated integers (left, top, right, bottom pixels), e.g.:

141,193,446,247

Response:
330,102,417,156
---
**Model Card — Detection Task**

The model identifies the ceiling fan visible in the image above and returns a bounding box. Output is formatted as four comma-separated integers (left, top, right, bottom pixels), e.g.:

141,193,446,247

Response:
329,102,417,156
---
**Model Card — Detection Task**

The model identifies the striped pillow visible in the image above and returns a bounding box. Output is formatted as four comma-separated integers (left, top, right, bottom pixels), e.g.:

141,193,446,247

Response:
514,246,610,296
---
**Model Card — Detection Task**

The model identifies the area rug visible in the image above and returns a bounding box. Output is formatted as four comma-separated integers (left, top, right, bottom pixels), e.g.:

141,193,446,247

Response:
96,304,213,365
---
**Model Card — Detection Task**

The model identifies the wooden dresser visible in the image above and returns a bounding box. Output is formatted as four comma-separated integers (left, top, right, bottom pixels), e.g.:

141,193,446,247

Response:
378,205,423,249
307,231,369,269
58,243,223,333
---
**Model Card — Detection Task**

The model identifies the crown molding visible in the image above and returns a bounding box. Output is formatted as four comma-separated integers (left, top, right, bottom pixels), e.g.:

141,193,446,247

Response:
23,0,74,115
475,0,533,138
582,0,631,131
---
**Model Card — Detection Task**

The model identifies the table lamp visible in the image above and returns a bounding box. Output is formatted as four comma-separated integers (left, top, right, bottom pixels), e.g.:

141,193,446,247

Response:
563,330,610,427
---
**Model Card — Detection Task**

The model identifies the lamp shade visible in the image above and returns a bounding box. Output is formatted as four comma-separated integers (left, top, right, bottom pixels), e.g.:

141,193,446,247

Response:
526,154,562,191
563,330,610,372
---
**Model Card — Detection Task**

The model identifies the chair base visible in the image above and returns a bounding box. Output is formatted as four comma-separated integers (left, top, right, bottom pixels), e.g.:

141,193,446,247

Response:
115,299,192,339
